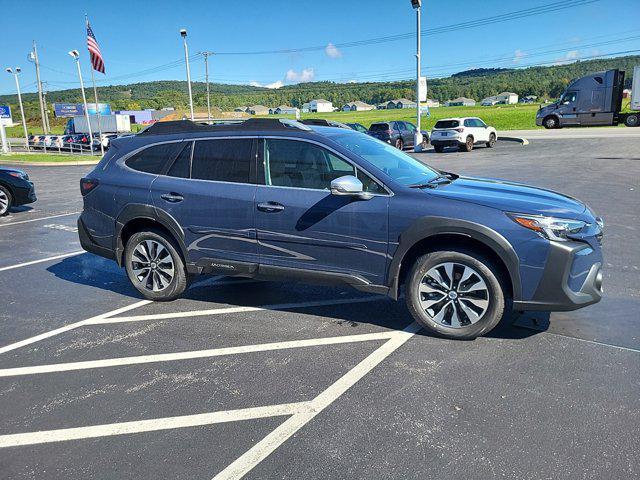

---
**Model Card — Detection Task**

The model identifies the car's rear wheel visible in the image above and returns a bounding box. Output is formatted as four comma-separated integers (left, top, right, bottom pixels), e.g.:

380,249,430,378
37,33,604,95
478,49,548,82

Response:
405,250,506,339
124,230,188,301
460,136,474,152
433,145,444,153
395,138,404,150
0,186,12,216
486,133,496,148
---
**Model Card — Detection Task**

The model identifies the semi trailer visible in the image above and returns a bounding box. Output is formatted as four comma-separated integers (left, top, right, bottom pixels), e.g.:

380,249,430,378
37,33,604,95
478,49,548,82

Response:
65,114,131,135
536,66,639,128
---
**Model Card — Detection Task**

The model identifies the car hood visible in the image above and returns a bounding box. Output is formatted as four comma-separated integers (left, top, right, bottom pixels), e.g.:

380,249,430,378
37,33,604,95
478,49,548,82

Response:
427,176,589,220
0,167,27,176
537,103,558,116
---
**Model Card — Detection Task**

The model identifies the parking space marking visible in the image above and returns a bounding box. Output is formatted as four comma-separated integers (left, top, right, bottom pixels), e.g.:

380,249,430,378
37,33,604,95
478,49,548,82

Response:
94,296,384,325
0,211,81,228
0,250,84,273
0,300,152,355
0,330,396,377
213,321,421,480
0,401,310,448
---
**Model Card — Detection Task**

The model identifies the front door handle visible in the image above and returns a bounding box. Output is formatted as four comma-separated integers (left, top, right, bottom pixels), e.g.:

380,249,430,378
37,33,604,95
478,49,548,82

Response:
257,201,285,213
161,192,184,203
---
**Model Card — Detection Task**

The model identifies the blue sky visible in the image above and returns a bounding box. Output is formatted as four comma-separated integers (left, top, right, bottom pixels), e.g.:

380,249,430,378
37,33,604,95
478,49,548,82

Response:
1,0,638,96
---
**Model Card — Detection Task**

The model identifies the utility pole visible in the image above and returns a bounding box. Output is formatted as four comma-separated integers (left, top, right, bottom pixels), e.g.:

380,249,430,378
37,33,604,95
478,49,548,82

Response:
41,81,51,133
180,29,195,121
201,51,214,122
411,0,423,152
30,41,49,134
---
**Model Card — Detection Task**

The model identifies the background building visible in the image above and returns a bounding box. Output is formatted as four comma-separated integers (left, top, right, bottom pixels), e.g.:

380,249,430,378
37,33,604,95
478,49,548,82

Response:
341,101,374,111
307,99,333,113
445,97,476,107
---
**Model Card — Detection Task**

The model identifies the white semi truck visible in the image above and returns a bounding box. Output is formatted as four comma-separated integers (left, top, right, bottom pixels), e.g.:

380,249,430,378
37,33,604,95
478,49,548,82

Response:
65,114,131,134
536,66,639,128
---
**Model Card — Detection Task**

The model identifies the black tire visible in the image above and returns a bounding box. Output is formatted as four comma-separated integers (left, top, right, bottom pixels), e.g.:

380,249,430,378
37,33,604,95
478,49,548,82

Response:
486,133,496,148
0,185,13,216
124,229,188,301
624,114,639,127
395,138,404,150
434,145,444,153
459,136,474,152
543,116,559,129
405,250,506,339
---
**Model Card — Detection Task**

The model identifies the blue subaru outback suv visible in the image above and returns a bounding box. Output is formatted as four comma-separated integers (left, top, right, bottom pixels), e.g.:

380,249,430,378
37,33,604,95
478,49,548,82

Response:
78,118,603,339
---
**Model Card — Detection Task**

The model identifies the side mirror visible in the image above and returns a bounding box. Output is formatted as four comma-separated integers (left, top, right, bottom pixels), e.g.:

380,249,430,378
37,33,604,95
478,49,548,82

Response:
330,175,372,200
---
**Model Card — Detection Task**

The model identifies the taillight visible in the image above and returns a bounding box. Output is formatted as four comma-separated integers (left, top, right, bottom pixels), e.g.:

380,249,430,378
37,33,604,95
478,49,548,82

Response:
455,128,464,133
80,177,99,196
81,137,88,143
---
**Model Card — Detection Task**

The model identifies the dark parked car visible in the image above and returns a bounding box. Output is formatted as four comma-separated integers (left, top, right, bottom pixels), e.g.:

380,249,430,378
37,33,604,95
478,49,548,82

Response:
78,118,604,339
345,122,368,133
368,121,428,150
0,167,37,215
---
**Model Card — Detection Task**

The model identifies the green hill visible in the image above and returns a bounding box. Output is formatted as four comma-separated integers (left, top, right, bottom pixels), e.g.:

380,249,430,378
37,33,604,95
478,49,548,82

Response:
1,55,637,124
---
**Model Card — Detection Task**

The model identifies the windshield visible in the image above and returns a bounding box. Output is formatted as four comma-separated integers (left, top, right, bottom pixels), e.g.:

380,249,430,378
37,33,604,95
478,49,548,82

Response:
331,133,439,186
434,120,459,129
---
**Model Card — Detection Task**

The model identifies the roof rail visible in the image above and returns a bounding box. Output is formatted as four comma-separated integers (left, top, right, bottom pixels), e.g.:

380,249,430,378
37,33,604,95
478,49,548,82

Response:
138,118,310,136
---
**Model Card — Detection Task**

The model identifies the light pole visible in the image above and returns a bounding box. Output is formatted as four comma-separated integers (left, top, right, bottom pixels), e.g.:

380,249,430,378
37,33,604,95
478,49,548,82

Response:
5,67,29,150
68,50,93,147
411,0,423,152
180,29,195,121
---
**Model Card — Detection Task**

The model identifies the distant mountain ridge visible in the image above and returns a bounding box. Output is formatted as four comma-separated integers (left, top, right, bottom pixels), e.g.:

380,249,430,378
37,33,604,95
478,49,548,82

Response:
1,55,637,121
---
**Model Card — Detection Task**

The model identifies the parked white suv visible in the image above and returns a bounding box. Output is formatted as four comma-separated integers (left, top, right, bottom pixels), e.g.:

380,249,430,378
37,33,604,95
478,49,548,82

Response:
430,117,497,152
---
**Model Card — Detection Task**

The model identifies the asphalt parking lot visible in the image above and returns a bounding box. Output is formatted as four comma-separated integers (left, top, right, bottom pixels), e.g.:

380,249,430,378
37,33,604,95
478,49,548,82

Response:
1,135,639,479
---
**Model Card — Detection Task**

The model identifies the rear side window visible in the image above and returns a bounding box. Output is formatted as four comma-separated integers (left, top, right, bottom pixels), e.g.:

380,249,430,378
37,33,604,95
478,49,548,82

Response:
126,142,182,174
167,142,192,179
369,123,389,131
191,139,253,183
435,120,459,129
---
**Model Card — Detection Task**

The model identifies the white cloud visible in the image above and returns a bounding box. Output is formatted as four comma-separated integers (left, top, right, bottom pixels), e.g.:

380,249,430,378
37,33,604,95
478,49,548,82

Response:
249,80,284,89
285,68,315,83
325,43,342,58
554,50,580,65
513,49,526,64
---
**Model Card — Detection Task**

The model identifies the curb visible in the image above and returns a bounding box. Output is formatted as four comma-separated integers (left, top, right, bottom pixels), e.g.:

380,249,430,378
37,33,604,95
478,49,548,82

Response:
498,136,529,145
0,159,99,167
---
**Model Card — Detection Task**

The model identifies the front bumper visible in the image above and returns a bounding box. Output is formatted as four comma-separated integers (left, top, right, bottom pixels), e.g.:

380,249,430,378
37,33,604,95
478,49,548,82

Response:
13,181,37,206
513,240,603,312
535,117,544,126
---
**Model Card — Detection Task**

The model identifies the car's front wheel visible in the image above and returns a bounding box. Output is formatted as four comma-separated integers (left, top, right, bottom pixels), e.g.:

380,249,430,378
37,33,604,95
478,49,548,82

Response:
0,185,12,216
405,250,506,339
124,230,188,301
486,133,496,148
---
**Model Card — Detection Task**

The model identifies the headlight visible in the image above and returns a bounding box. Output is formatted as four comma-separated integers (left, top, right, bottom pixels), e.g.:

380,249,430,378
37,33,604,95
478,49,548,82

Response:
8,171,28,180
508,213,587,242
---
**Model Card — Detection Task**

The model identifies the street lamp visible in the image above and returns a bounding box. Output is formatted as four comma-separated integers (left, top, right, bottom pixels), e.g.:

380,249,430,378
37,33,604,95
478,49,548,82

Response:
411,0,424,152
68,50,94,146
180,28,195,121
5,67,30,150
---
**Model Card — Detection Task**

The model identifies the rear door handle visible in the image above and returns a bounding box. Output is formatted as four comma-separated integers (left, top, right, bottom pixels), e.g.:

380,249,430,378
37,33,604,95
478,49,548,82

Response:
161,192,184,203
257,201,285,213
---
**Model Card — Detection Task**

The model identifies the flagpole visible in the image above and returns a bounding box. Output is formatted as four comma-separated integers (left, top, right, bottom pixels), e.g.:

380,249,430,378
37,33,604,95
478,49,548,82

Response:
86,15,104,156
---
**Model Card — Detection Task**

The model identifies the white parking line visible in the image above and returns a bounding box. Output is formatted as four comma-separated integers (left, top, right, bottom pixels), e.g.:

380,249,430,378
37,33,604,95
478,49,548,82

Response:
0,300,152,355
0,401,310,448
94,296,384,324
0,250,85,273
0,211,81,228
213,322,421,480
0,330,396,377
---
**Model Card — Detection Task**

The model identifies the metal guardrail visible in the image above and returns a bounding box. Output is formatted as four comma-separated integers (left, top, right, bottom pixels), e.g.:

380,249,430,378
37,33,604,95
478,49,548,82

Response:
3,139,102,156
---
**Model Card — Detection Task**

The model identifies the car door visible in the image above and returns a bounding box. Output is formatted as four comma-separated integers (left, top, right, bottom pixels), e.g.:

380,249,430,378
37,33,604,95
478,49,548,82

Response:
403,122,417,146
558,91,580,125
254,138,390,285
473,118,490,141
150,137,259,272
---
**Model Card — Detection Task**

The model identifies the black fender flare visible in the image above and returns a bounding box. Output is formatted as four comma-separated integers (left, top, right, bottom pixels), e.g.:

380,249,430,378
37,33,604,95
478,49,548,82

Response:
114,203,187,266
387,217,522,301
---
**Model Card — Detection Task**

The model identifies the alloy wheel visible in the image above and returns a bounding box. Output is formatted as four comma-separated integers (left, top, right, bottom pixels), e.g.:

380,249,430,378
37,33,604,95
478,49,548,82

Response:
0,190,9,215
418,262,489,328
130,239,175,292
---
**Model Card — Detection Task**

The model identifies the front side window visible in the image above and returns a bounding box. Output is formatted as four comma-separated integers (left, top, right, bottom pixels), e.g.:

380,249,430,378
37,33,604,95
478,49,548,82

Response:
330,133,439,187
191,139,252,183
561,91,578,104
125,142,183,174
263,139,385,194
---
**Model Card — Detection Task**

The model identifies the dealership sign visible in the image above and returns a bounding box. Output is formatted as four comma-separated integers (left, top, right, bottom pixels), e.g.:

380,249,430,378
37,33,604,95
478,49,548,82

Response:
53,103,112,117
0,105,11,126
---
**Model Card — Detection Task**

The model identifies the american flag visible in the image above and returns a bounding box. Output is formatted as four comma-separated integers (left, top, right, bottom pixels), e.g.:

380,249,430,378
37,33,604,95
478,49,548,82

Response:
86,21,105,74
